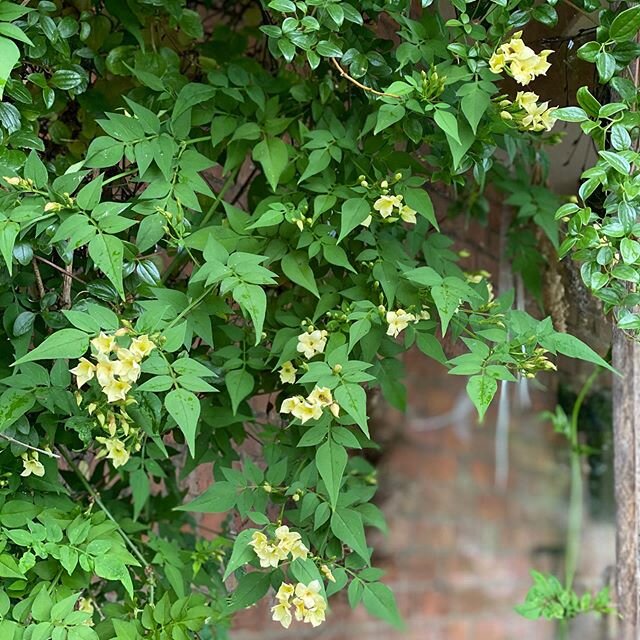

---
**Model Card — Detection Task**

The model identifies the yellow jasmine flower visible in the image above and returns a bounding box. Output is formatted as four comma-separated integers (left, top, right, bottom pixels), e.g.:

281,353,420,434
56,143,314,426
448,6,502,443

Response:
295,580,322,610
280,396,303,414
373,194,402,218
276,582,295,603
500,111,513,121
509,58,535,85
296,329,328,359
44,202,63,212
279,361,297,384
20,452,45,477
321,564,336,583
515,91,538,110
361,214,373,228
130,335,155,359
532,50,553,76
91,332,116,354
98,437,130,468
303,599,327,627
489,51,506,73
271,602,292,629
289,539,310,561
307,386,333,407
116,348,142,383
3,176,20,186
386,309,416,338
249,531,268,550
95,354,124,387
399,205,417,224
291,399,323,424
102,379,131,403
329,402,340,418
292,597,306,622
77,597,94,625
70,357,95,388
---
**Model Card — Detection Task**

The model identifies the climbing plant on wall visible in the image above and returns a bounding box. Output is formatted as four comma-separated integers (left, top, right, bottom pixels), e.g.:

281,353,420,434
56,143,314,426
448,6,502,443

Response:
0,0,633,637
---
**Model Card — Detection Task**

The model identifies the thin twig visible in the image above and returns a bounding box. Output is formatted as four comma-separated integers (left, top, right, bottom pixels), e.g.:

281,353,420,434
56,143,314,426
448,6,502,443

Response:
62,255,73,308
330,57,400,98
32,258,45,298
34,255,86,284
60,446,151,569
0,433,61,458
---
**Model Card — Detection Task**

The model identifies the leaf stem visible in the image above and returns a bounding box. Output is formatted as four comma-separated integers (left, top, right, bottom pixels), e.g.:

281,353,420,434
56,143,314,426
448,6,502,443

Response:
330,57,400,99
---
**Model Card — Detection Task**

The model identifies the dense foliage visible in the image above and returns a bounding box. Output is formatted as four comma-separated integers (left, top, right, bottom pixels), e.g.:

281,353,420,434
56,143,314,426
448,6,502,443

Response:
0,0,634,637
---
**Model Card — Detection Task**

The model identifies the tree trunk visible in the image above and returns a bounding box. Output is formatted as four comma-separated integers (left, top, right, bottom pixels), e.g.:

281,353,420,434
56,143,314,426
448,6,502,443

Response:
613,326,640,638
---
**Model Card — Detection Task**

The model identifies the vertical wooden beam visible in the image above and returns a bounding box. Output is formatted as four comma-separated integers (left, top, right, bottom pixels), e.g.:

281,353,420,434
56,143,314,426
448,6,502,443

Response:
613,326,640,637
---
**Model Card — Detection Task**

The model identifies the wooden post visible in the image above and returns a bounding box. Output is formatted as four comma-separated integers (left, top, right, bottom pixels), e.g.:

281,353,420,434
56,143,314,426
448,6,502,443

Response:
613,326,640,637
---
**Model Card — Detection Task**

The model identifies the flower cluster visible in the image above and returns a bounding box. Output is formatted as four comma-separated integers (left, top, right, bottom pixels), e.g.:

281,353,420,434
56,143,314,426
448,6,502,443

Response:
489,31,552,85
70,332,156,403
21,451,45,477
386,308,430,338
249,526,309,568
280,386,339,424
296,329,328,359
500,91,557,132
271,580,327,629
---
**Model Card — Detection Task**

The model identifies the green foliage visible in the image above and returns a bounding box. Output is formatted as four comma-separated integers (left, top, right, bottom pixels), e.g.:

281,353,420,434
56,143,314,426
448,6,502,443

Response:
0,0,628,637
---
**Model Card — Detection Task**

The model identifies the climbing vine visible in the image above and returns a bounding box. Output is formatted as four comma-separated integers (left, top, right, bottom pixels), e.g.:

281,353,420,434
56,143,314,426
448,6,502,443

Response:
0,0,633,637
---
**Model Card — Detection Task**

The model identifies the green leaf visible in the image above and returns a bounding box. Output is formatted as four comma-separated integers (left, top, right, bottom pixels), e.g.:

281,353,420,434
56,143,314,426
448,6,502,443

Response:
0,388,35,432
334,384,369,436
165,389,201,457
85,137,124,169
434,108,460,143
540,332,614,373
403,188,438,229
233,283,266,345
0,37,19,99
610,6,640,41
338,198,370,243
595,52,616,84
599,150,631,175
0,219,19,275
226,369,254,414
374,104,406,135
281,251,319,297
14,329,89,365
620,237,640,264
362,582,403,629
252,137,288,191
227,572,271,612
223,528,257,580
177,481,237,513
331,508,370,561
552,107,588,123
24,151,47,189
88,234,124,300
316,439,347,508
466,374,497,421
461,85,490,134
0,554,24,579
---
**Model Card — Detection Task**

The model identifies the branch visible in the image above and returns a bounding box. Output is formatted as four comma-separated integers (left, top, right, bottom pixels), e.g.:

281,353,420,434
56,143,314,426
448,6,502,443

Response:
330,57,400,99
62,255,73,309
34,255,86,285
0,434,60,458
32,258,45,298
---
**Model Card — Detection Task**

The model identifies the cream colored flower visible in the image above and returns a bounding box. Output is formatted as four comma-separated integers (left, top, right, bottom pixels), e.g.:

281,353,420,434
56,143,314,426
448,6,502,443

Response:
20,452,45,477
295,580,322,610
307,386,333,407
386,309,416,338
130,335,155,359
95,354,124,387
116,348,142,383
91,332,116,354
291,399,323,424
271,602,292,628
373,194,402,218
77,597,94,625
102,379,131,403
3,176,20,186
361,214,373,228
399,205,417,224
98,437,130,468
515,91,539,110
70,357,95,388
289,539,310,561
329,402,340,418
281,396,303,414
489,51,506,73
44,202,64,212
279,361,297,384
297,329,328,359
276,582,295,603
